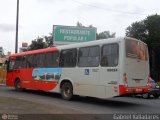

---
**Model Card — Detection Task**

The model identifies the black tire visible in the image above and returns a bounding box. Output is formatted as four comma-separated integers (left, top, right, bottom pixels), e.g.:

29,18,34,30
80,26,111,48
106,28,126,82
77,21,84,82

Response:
153,94,159,98
132,94,136,97
142,93,149,99
15,79,24,91
61,82,73,100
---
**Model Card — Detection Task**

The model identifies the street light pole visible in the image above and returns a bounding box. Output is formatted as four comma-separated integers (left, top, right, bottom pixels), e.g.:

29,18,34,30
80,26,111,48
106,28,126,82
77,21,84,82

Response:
15,0,19,53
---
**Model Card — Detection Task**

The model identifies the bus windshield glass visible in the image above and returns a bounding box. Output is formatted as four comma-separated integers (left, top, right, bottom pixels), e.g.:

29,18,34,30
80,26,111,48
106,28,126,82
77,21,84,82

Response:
7,60,15,71
125,39,148,60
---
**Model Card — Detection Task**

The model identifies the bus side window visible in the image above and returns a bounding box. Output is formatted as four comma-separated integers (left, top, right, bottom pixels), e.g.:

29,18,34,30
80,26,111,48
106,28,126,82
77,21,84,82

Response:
15,60,22,69
46,51,59,68
101,43,119,67
21,56,27,68
59,49,77,67
41,53,46,68
78,46,100,67
101,56,108,66
13,56,25,69
8,60,15,70
32,55,37,68
26,55,34,68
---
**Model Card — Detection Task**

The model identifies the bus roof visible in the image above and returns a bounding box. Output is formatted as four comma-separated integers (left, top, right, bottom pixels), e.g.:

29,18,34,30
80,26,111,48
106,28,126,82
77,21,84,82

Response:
9,47,58,58
56,37,147,50
9,37,146,58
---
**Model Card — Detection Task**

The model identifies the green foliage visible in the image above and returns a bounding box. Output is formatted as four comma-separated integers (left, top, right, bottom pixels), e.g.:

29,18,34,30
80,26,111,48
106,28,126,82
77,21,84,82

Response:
97,31,115,40
126,14,160,47
44,33,53,47
28,37,47,51
77,21,116,39
126,21,147,42
125,14,160,76
145,14,160,46
76,21,85,27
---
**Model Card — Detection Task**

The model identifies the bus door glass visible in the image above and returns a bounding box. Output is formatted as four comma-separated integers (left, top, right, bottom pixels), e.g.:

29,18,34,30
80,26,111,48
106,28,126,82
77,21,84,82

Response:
76,46,100,96
6,59,16,86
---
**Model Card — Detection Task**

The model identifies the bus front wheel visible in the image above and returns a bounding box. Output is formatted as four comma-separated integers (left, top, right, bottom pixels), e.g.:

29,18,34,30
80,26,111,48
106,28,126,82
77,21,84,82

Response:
61,82,73,100
15,79,23,91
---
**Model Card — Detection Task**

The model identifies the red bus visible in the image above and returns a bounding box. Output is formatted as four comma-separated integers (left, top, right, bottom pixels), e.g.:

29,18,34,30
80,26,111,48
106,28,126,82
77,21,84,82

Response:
6,37,150,100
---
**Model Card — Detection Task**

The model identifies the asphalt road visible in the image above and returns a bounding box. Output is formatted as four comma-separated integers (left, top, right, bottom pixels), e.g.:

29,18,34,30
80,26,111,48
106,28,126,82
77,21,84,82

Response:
0,85,160,115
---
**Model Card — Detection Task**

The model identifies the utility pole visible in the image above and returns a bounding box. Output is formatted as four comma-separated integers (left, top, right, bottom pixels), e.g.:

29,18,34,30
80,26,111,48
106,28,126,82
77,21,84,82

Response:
15,0,19,53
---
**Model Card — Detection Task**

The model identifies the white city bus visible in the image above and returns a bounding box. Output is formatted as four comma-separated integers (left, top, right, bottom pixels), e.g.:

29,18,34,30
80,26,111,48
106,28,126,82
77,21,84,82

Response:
6,37,150,100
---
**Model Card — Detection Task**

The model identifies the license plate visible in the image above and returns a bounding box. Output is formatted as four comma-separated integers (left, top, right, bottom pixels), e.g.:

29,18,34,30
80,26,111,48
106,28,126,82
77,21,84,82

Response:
135,88,142,92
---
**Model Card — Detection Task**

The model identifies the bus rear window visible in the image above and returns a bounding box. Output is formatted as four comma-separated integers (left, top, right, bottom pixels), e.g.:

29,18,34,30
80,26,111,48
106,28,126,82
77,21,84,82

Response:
125,39,148,60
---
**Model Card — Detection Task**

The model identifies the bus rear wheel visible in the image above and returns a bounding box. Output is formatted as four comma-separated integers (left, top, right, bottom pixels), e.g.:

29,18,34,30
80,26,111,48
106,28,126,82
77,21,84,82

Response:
61,82,73,100
142,93,149,99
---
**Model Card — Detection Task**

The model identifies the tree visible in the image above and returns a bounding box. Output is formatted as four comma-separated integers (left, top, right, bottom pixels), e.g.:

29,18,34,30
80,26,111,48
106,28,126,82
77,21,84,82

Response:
28,37,47,51
44,33,53,47
76,21,116,39
126,14,160,46
125,14,160,79
126,21,147,42
97,31,115,40
76,21,84,27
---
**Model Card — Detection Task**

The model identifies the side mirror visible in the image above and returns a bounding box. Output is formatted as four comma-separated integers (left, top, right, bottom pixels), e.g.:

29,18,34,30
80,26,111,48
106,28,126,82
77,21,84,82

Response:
5,60,9,71
5,60,11,71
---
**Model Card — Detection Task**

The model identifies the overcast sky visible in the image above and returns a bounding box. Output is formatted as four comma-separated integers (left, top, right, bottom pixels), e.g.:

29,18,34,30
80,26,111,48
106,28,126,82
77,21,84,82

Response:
0,0,160,53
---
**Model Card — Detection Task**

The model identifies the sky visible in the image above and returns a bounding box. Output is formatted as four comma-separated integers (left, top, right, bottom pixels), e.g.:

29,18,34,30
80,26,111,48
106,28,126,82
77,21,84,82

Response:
0,0,160,54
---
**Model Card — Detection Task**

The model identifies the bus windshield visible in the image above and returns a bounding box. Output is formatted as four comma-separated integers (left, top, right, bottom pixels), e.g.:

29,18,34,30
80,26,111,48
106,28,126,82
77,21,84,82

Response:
7,60,15,71
125,39,148,60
